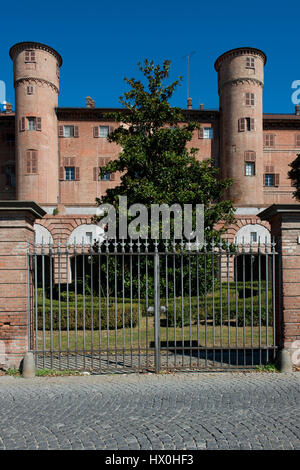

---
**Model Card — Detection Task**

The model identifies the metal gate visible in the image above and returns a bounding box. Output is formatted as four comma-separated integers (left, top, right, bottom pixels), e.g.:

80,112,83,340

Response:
27,238,278,372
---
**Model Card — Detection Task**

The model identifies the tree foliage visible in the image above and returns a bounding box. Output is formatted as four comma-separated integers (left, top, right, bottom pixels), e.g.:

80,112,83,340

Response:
288,154,300,201
94,59,235,241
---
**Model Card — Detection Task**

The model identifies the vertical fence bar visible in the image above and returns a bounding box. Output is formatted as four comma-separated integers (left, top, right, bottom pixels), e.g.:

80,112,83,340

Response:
129,239,133,369
188,246,192,368
272,238,276,360
137,239,141,370
34,244,38,367
66,243,69,370
42,239,45,369
204,240,208,368
154,243,160,373
27,243,31,353
90,244,94,370
98,248,102,372
235,243,238,366
49,242,53,369
173,240,177,368
121,239,125,370
74,241,78,370
82,239,86,370
226,239,230,367
250,239,254,366
219,240,223,368
58,240,61,369
165,241,169,369
265,237,269,363
114,239,118,370
196,244,200,369
258,237,262,365
180,241,184,368
212,239,215,366
145,239,149,369
106,240,110,370
242,238,246,366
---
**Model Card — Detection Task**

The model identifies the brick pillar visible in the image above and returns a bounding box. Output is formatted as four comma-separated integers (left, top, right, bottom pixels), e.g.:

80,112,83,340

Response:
0,201,46,369
259,204,300,371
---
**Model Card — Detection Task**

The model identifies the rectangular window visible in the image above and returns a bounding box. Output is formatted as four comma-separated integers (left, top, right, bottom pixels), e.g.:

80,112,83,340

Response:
25,50,35,63
65,167,75,181
296,134,300,147
264,134,275,147
203,127,213,139
250,232,257,243
246,57,255,68
63,125,75,138
99,126,109,138
265,174,274,187
238,117,254,132
245,93,255,106
25,150,38,174
27,117,36,130
245,162,255,176
26,86,34,95
86,232,93,244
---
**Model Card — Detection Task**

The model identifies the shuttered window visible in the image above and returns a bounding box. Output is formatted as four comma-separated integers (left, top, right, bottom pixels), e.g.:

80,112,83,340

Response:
264,173,280,187
25,150,38,174
238,118,254,132
264,134,275,147
60,125,79,138
245,162,255,176
295,134,300,147
245,93,255,106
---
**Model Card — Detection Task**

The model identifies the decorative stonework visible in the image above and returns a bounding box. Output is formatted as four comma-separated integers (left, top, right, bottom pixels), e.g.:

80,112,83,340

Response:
15,77,59,94
222,77,264,89
9,41,62,67
214,47,267,71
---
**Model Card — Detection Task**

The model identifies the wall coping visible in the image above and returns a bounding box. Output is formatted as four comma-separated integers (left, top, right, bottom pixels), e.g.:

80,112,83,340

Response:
0,201,46,219
259,204,300,221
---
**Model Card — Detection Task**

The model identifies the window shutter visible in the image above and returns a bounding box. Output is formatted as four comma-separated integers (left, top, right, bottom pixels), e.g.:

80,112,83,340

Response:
110,173,116,181
245,93,250,106
59,126,64,137
36,117,42,131
275,174,280,186
93,167,98,181
20,117,25,132
93,126,99,138
26,151,31,173
263,174,266,186
238,118,245,132
245,151,256,162
74,126,79,138
59,167,64,180
250,118,254,131
75,167,80,180
30,51,35,62
70,157,75,166
25,51,30,62
296,135,300,147
198,128,204,139
31,151,38,173
104,157,110,165
265,165,274,173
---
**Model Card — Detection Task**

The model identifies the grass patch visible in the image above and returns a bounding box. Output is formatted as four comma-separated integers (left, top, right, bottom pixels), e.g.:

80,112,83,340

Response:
255,363,279,373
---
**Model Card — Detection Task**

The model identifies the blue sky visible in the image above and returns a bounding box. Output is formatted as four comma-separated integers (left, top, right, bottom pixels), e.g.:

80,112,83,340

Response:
0,0,299,113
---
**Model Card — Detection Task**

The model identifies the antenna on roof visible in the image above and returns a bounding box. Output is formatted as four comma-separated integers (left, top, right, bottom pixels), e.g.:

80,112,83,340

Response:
182,51,196,103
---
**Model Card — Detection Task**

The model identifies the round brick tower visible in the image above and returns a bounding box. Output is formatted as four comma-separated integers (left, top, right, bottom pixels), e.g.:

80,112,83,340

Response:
9,42,62,204
214,47,267,206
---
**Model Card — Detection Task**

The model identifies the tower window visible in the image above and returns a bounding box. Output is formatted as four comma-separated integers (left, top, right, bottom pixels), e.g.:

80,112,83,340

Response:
244,151,256,162
27,117,36,130
27,117,42,131
246,57,255,68
238,117,254,132
245,162,255,176
25,150,38,174
93,167,114,181
25,50,35,63
295,134,300,147
245,93,255,106
264,134,275,147
26,86,34,95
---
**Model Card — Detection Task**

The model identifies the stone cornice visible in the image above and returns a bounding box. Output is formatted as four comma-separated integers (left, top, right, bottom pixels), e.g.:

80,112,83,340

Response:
221,77,264,90
214,47,267,71
9,42,62,66
15,77,59,94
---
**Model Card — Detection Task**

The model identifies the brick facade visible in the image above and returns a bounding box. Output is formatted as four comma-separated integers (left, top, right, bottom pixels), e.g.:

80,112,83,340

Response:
0,202,45,369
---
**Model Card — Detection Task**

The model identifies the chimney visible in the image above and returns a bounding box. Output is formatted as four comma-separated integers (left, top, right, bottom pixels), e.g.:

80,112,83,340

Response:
5,102,12,113
86,96,95,109
200,103,204,110
187,97,192,109
296,104,300,116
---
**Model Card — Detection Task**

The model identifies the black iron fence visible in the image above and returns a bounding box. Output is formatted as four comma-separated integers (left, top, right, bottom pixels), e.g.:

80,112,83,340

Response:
27,238,278,372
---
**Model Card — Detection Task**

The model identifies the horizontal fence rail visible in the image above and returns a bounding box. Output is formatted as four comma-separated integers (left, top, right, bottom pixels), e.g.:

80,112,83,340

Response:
27,238,278,372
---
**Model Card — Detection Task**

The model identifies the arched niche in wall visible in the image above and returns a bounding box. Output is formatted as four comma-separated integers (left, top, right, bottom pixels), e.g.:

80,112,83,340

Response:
34,224,54,244
234,224,270,244
68,224,104,245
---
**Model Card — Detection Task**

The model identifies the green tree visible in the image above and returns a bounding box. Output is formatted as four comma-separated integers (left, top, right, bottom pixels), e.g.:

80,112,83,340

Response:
94,59,235,241
288,154,300,201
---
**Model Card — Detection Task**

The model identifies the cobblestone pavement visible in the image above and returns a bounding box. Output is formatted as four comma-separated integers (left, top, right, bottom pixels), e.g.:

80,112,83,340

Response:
0,372,299,450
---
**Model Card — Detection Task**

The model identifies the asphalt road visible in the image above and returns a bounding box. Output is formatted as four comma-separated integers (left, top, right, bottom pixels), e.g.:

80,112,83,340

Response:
0,372,299,450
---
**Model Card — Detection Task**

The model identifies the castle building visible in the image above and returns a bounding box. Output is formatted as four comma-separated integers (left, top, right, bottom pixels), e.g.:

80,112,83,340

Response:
1,41,300,251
